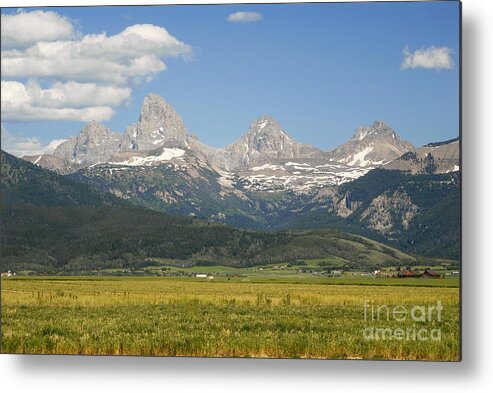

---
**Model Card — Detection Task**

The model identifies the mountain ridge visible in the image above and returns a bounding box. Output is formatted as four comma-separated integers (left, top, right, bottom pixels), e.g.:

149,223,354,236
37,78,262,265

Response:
384,137,459,174
25,93,417,174
22,93,433,194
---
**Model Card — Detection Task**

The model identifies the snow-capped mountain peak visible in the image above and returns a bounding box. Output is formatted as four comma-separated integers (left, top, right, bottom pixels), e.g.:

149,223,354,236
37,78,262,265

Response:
30,95,422,194
211,115,323,171
328,121,414,167
351,120,398,142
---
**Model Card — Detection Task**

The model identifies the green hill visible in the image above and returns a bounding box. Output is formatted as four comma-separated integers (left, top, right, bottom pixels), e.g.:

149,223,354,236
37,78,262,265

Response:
1,150,124,208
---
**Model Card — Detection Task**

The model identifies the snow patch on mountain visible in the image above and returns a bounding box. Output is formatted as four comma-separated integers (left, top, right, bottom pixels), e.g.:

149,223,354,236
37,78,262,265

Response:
236,159,373,193
109,148,185,166
251,163,285,172
346,145,374,166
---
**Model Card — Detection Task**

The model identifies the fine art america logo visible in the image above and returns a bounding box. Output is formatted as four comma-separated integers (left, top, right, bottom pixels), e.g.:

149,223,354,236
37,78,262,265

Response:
363,300,443,341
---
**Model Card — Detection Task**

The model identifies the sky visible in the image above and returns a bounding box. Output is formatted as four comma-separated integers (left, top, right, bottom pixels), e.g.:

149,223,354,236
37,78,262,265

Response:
1,1,460,157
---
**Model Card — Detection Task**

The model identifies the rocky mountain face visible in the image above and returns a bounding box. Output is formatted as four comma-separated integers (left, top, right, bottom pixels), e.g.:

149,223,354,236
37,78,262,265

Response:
21,154,75,175
50,94,190,167
358,188,419,237
212,116,324,171
327,120,415,167
227,119,415,193
121,93,189,151
70,144,265,228
278,168,460,259
53,121,122,166
26,94,417,194
384,137,459,174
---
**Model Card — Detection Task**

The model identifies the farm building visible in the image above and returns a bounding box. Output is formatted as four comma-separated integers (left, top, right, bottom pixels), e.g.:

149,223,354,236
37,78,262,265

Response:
420,270,443,279
392,268,417,278
376,268,444,279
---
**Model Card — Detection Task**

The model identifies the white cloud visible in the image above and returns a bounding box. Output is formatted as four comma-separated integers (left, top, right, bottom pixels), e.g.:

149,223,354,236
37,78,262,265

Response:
227,12,263,23
27,80,130,109
1,80,123,121
1,23,192,84
2,104,114,122
0,10,192,123
401,46,454,70
1,10,75,49
46,139,68,152
1,125,66,157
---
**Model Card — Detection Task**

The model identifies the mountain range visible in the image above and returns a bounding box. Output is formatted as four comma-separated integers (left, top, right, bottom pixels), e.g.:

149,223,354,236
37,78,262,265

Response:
24,93,446,200
27,93,460,176
18,93,460,260
1,151,422,274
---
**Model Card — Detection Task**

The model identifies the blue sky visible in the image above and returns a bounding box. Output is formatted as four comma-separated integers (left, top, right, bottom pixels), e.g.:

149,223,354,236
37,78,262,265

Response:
1,1,460,155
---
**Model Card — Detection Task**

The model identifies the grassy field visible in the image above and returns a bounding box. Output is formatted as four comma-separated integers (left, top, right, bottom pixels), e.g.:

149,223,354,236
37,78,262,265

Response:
1,276,460,360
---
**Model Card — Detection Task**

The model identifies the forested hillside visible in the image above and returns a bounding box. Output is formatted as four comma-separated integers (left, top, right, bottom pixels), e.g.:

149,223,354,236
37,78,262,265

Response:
1,151,416,273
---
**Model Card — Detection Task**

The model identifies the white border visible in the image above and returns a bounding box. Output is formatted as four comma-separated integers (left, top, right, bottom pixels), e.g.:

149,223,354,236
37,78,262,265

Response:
0,0,457,6
2,1,493,392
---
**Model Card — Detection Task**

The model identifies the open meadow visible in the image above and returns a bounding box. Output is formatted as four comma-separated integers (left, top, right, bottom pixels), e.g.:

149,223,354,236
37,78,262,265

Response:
1,276,460,360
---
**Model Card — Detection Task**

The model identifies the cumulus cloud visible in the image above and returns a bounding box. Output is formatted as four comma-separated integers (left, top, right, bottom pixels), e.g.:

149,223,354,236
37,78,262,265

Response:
1,80,125,121
1,10,75,49
3,80,131,108
45,139,68,152
401,46,454,70
227,12,263,23
1,23,192,84
0,10,192,123
2,104,114,122
1,125,67,157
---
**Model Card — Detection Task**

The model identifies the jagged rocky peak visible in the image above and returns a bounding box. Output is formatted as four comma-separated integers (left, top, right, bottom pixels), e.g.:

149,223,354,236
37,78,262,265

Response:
249,115,283,134
53,121,122,165
122,93,188,151
351,120,399,142
213,115,323,171
245,115,292,150
79,121,117,142
328,120,415,167
384,136,459,174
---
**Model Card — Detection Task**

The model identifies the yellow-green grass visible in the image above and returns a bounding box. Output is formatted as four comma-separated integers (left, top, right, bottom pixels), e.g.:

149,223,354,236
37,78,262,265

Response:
1,277,459,360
